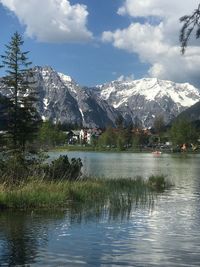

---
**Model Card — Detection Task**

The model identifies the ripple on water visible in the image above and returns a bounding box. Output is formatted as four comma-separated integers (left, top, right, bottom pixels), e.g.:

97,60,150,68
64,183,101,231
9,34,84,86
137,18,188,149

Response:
1,153,200,266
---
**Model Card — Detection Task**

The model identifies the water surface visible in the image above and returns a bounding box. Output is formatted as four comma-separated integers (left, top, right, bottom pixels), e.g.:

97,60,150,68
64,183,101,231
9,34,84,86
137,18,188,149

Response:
1,152,200,266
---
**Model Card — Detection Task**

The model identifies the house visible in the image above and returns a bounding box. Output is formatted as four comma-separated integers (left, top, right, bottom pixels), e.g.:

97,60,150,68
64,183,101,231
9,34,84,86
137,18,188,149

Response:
80,128,102,144
66,130,80,144
80,129,88,144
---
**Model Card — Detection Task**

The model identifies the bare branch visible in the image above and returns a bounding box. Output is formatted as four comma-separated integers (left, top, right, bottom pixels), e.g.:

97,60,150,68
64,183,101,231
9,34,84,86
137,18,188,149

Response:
180,3,200,54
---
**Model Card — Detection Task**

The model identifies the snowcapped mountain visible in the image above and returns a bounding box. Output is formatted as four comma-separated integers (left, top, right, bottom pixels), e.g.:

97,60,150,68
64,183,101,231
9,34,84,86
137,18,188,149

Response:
31,66,118,127
0,66,199,128
93,78,200,127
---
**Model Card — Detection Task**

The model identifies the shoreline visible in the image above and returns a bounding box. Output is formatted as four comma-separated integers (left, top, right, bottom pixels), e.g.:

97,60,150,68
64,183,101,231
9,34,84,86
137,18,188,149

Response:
0,176,167,210
52,145,200,154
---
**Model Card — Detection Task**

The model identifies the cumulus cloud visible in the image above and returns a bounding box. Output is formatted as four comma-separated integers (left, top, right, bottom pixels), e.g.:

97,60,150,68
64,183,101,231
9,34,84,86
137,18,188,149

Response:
0,0,93,43
102,23,167,62
117,0,196,18
117,74,135,82
102,0,200,86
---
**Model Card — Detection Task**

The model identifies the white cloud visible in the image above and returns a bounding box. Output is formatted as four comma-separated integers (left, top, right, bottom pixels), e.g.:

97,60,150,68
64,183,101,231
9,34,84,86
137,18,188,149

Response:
117,0,196,18
102,23,167,62
148,47,200,83
0,0,93,43
117,74,134,82
103,0,200,86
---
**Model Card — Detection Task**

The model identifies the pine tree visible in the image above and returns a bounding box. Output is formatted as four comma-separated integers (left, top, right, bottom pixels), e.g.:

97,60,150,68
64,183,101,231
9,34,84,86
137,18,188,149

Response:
1,32,40,153
170,119,198,146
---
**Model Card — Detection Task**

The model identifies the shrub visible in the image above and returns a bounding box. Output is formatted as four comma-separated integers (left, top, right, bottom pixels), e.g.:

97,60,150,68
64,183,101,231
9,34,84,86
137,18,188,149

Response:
0,153,29,185
0,153,83,185
42,155,83,181
148,175,166,191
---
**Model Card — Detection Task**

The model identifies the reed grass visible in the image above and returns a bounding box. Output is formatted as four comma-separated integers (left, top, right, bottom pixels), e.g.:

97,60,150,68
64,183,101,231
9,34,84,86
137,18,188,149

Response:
0,175,168,210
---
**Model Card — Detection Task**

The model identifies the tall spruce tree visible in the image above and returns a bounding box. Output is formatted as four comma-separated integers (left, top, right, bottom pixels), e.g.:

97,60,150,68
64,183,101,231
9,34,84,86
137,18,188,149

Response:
1,32,40,153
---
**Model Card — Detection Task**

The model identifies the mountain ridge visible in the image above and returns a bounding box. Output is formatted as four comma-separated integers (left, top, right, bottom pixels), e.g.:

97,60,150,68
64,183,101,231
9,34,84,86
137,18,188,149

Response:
0,66,199,128
176,100,200,122
92,77,200,127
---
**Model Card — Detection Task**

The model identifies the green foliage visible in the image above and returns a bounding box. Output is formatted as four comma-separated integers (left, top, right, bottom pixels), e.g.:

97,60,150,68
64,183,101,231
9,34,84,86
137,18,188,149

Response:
98,127,131,151
38,121,66,147
132,130,149,150
98,127,117,148
0,153,83,185
116,133,125,151
0,32,40,152
170,118,198,146
0,33,83,187
148,175,166,191
0,154,29,185
123,124,133,145
115,114,124,129
0,176,169,209
132,135,140,150
90,134,98,147
42,155,83,181
97,125,151,151
153,115,165,135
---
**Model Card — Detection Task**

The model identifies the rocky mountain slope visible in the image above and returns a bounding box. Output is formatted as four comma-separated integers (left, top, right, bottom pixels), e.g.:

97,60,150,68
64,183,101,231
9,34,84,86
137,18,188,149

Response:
0,66,199,128
31,66,118,128
176,100,200,122
93,78,200,127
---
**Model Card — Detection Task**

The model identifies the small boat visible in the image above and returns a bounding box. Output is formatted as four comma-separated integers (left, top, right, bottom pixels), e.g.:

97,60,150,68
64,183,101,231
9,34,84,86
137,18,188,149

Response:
152,151,162,155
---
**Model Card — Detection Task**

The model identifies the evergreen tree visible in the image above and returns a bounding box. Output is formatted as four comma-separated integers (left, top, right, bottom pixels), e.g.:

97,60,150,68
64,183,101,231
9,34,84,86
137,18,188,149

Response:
153,115,165,135
170,118,198,146
98,127,116,148
38,121,66,147
115,114,124,129
1,32,40,153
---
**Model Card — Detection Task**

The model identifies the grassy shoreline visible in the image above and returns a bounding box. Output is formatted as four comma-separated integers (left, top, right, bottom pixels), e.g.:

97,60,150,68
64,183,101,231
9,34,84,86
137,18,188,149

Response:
0,176,167,210
53,145,155,153
53,145,199,154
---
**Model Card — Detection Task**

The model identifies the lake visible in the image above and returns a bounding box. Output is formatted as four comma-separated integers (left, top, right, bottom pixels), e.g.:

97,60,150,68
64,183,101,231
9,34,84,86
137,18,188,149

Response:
1,152,200,266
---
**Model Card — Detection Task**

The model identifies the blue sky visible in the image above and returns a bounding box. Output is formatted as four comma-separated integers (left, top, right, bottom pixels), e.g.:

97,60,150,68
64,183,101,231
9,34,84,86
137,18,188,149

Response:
0,0,200,87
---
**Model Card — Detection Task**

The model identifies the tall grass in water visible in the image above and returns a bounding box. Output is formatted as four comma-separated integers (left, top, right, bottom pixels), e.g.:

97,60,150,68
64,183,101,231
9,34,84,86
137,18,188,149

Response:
0,176,168,211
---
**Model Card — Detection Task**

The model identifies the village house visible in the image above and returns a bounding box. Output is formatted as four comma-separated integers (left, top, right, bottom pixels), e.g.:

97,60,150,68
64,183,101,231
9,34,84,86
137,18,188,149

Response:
66,130,80,144
80,128,102,144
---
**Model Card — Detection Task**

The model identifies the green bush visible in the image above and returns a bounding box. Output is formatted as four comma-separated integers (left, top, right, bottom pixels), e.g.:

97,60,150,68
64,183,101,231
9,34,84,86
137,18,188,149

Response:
42,155,83,181
0,153,29,185
148,175,166,191
0,153,83,185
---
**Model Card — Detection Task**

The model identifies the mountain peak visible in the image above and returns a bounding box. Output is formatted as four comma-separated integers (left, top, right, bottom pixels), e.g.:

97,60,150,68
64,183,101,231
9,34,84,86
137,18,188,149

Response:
34,65,54,72
95,77,200,126
1,66,199,128
33,66,75,86
58,72,73,83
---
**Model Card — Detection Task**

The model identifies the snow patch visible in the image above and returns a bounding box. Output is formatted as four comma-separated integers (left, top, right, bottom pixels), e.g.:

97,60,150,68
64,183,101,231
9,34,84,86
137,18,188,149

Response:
41,69,51,81
58,72,72,83
41,115,47,121
58,72,79,95
79,108,85,123
99,78,200,109
43,98,49,110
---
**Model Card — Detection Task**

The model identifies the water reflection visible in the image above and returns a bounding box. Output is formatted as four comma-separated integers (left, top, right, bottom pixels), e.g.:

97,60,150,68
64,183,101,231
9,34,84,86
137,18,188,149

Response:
0,191,156,266
68,189,156,224
0,211,65,266
1,153,200,266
